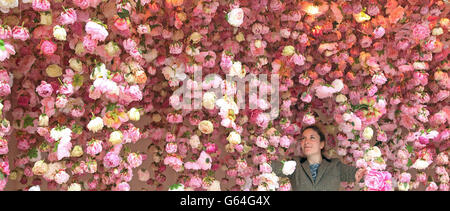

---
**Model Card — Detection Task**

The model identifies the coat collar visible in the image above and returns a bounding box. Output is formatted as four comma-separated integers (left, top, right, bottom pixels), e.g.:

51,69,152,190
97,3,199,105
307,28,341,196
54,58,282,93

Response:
299,156,331,184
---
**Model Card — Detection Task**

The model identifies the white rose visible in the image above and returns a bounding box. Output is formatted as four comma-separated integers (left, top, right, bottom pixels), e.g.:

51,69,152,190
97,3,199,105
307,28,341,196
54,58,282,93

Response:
40,12,53,25
68,183,82,191
235,32,245,42
411,159,430,170
207,180,221,191
28,185,41,191
109,131,123,145
331,79,344,92
282,160,297,176
39,114,49,127
227,8,244,27
0,0,18,13
335,94,347,103
342,112,352,121
254,40,262,48
46,64,63,77
70,145,83,157
87,117,104,133
227,131,241,145
104,41,120,57
189,135,201,149
69,58,83,72
432,27,443,36
124,73,136,84
198,120,214,134
74,42,85,56
189,32,203,44
362,127,374,140
398,182,410,191
53,25,67,41
282,45,295,56
90,63,108,80
127,107,140,121
32,160,48,176
229,61,246,78
413,62,428,70
50,128,62,141
364,146,381,161
202,92,216,110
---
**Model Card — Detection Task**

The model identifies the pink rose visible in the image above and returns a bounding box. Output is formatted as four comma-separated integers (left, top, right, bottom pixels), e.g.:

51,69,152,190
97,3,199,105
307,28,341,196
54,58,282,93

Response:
127,153,143,168
0,83,11,97
373,26,385,39
72,0,90,10
0,42,16,62
399,172,411,183
85,20,108,41
59,8,77,25
291,53,305,66
86,140,102,156
32,0,51,12
188,176,203,189
54,170,70,184
360,36,372,48
169,42,183,55
315,85,335,99
412,23,430,40
165,142,178,154
36,81,53,98
40,40,57,56
364,169,393,191
103,152,121,168
279,136,292,148
439,183,449,191
372,73,387,85
0,26,12,40
12,26,30,41
82,35,98,53
302,113,316,125
425,182,438,191
0,138,8,155
114,18,129,31
114,182,130,191
197,151,212,170
205,142,217,154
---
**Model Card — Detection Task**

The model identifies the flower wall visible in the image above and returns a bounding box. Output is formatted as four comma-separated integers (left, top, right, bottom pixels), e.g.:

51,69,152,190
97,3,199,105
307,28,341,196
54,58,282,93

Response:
0,0,449,191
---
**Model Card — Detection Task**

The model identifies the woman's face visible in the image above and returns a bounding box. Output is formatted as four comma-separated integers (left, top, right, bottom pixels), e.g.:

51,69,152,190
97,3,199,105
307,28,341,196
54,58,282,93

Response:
300,128,324,157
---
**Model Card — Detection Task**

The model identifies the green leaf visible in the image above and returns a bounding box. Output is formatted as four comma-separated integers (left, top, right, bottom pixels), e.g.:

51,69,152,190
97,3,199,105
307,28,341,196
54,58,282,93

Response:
73,74,84,87
23,115,35,128
169,183,182,190
0,40,5,51
407,159,413,167
72,124,82,134
53,141,59,152
406,145,413,153
374,141,382,147
28,147,38,159
118,8,130,19
106,103,117,112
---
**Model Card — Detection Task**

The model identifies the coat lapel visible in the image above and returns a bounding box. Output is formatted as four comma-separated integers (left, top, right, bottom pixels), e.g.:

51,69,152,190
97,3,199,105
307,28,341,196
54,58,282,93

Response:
300,158,314,183
315,158,330,184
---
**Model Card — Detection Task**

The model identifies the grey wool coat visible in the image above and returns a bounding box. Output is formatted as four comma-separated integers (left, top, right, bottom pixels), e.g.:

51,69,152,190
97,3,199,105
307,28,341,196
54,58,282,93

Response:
271,156,359,191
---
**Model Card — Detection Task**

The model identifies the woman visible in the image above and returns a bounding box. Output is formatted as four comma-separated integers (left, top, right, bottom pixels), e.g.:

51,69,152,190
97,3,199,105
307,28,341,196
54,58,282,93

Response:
271,125,366,191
